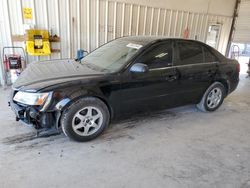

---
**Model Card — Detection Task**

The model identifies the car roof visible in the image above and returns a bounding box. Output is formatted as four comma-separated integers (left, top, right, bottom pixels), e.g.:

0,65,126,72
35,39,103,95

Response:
117,36,226,61
117,36,164,45
117,36,201,46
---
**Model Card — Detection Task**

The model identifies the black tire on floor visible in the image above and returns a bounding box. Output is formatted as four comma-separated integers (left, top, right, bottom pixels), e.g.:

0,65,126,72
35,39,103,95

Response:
197,82,226,112
61,97,110,142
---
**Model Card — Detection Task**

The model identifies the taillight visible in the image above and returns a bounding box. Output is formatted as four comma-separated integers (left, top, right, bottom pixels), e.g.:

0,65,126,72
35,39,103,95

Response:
236,63,240,73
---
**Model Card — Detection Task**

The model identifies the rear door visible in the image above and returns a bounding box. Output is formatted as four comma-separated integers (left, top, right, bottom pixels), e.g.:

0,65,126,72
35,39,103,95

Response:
174,40,218,104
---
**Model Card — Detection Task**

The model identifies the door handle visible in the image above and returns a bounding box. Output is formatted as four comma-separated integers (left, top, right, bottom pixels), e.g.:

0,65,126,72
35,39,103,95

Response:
166,74,178,82
207,69,216,76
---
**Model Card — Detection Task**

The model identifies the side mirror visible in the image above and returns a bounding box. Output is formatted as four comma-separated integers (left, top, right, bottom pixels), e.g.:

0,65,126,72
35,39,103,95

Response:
75,49,89,61
130,63,149,73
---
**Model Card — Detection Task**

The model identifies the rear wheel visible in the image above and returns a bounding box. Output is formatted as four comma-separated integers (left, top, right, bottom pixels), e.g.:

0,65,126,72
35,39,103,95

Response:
197,82,226,112
61,97,110,142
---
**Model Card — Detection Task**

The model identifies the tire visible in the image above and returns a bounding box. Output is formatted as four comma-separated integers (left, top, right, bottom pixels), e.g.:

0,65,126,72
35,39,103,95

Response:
197,82,226,112
61,97,110,142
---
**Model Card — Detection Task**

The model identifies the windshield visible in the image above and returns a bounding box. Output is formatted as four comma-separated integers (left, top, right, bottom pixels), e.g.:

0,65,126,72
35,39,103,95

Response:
82,39,142,73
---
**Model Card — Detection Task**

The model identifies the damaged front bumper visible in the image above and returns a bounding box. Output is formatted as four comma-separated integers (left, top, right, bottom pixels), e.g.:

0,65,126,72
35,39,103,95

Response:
9,100,61,132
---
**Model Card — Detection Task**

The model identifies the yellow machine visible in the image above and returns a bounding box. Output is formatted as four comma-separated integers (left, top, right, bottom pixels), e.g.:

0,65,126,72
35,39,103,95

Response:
26,29,51,56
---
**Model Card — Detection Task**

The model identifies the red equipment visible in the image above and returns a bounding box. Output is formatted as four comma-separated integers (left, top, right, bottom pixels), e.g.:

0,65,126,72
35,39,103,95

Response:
2,47,27,86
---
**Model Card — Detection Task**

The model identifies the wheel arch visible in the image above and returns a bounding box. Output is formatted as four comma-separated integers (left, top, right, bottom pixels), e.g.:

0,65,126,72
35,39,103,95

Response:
56,94,114,128
63,94,113,116
197,81,227,112
214,79,230,96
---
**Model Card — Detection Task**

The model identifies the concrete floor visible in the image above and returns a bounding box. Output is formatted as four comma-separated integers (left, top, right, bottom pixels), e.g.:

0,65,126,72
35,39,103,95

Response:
1,74,250,188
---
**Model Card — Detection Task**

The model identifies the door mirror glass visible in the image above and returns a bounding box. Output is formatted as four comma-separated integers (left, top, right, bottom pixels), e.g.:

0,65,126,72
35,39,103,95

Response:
130,63,149,73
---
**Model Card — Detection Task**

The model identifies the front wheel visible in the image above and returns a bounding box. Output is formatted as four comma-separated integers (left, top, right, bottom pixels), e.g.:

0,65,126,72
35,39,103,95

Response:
197,82,226,112
61,97,110,142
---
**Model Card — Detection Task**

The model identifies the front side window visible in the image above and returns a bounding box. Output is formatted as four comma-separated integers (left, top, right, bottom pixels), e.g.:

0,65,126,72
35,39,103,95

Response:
135,42,173,69
177,41,204,65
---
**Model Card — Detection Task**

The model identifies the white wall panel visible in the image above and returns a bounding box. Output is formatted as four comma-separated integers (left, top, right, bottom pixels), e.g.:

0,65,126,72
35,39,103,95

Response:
113,0,236,17
233,0,250,43
8,0,24,35
0,0,13,85
47,0,61,59
0,0,235,85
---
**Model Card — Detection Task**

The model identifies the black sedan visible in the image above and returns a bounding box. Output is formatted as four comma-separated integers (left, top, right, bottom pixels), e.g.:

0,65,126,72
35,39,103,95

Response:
10,36,240,141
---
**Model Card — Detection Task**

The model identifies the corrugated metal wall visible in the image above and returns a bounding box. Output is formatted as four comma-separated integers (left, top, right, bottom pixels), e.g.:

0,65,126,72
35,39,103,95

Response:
0,0,233,85
233,0,250,43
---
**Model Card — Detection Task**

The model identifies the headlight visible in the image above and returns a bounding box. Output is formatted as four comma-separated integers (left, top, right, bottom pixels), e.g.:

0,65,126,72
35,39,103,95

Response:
13,91,50,106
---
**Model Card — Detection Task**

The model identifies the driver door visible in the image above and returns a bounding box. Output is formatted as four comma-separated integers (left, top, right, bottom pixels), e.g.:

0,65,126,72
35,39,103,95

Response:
119,41,181,114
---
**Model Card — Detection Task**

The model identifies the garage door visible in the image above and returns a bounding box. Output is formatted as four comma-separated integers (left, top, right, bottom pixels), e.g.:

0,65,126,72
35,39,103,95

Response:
233,0,250,43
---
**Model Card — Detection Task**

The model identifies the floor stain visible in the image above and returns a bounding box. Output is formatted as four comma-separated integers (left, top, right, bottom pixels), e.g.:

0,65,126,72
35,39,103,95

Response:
2,131,61,145
99,109,182,141
2,132,38,145
14,142,51,150
101,132,135,141
242,179,250,188
112,109,179,128
2,107,188,146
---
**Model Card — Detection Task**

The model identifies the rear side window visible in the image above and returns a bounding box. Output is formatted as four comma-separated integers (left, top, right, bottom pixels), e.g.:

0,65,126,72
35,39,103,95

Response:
177,41,204,65
135,42,173,69
203,47,219,62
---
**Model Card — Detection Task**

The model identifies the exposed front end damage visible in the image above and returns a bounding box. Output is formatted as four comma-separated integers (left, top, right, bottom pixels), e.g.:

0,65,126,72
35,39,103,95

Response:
9,89,63,136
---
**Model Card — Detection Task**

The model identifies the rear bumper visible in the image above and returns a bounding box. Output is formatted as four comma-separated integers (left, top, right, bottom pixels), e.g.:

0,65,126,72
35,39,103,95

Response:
229,77,239,94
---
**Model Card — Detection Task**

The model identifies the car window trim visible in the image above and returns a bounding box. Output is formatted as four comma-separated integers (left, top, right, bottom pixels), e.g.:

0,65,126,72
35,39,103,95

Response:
149,62,218,71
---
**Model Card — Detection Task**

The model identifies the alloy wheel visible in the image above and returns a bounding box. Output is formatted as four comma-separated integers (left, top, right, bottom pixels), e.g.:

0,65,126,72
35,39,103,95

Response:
206,87,222,109
72,106,103,136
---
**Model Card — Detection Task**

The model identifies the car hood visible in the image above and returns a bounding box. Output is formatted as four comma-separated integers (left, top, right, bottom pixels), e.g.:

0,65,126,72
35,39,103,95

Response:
13,59,104,91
